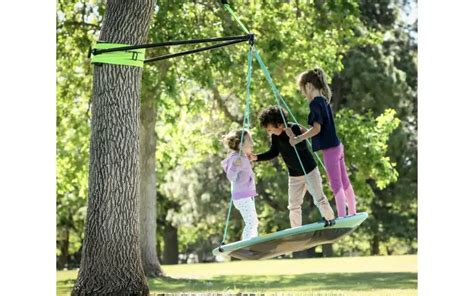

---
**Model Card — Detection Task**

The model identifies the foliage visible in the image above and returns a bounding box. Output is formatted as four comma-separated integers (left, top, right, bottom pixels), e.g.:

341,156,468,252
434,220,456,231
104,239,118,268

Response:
56,0,103,266
56,0,417,265
331,0,417,254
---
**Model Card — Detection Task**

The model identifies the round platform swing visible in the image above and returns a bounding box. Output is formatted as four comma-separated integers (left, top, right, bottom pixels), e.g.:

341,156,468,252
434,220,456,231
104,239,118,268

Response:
212,1,369,261
213,213,368,260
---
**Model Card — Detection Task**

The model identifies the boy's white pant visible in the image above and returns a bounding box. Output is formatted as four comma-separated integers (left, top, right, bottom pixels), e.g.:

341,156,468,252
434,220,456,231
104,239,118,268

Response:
233,197,259,240
288,167,335,227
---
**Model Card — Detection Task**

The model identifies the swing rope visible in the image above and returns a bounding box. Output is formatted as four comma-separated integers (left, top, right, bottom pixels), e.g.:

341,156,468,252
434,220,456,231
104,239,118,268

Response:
222,1,251,34
220,46,254,248
217,2,334,245
221,0,326,171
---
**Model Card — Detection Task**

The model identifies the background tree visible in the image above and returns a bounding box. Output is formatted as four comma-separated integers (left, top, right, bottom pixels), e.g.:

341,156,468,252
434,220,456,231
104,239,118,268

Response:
330,0,417,255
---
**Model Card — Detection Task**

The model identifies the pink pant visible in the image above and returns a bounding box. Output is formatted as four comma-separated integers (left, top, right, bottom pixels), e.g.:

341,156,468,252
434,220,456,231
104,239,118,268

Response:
322,144,357,217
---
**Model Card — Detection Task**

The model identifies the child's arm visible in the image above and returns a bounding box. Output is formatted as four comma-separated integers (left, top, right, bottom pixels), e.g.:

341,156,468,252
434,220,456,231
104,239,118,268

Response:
289,122,321,146
299,124,308,134
252,137,279,161
284,124,308,139
225,157,243,182
288,100,323,146
286,122,308,134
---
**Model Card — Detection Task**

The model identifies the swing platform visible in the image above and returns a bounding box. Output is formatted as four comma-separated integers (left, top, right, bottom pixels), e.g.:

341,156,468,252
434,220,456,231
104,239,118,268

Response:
213,212,368,260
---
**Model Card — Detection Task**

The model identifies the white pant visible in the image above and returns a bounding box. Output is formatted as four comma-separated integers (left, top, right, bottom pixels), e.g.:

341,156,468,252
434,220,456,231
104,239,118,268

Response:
233,197,259,240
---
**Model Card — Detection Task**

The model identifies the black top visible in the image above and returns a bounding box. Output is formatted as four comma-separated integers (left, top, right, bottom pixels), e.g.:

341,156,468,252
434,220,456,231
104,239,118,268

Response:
307,96,340,151
256,123,317,176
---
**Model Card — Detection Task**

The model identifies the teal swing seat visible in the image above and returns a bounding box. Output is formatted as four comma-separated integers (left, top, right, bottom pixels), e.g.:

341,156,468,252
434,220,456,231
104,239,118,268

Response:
213,212,368,260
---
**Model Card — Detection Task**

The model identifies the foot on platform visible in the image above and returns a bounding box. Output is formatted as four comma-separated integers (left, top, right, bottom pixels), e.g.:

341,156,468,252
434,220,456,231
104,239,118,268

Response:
323,218,336,227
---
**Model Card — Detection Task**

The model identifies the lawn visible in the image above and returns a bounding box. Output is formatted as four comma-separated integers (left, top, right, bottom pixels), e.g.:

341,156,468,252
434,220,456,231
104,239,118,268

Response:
57,254,417,295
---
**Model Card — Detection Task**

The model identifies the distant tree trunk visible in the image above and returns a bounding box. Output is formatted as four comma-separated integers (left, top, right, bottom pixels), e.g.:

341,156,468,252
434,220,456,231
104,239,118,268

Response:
371,233,380,255
163,224,179,264
139,96,164,277
322,244,334,257
156,238,162,262
57,229,69,270
72,1,155,295
370,193,382,256
330,73,344,112
293,248,317,258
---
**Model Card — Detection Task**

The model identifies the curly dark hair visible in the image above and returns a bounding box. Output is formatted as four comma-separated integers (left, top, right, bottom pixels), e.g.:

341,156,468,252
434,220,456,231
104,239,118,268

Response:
258,106,288,128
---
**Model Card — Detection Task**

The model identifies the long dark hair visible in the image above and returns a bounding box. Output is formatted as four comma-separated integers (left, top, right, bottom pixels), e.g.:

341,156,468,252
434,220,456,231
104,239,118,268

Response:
297,67,332,102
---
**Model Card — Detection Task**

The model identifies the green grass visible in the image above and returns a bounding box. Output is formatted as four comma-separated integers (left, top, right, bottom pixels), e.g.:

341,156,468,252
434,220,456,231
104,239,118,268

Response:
57,254,417,295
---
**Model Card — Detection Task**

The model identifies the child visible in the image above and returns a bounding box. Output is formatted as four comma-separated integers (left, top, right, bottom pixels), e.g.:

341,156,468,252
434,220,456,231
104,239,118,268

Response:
289,68,357,218
221,129,259,240
249,106,335,227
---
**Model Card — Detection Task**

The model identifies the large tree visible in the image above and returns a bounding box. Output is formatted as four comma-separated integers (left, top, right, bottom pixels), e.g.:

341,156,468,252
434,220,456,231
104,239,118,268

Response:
72,0,155,295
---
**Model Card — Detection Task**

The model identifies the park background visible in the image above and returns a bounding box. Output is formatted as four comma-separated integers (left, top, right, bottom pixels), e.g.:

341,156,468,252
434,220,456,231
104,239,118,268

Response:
58,0,417,294
57,0,417,266
7,0,469,294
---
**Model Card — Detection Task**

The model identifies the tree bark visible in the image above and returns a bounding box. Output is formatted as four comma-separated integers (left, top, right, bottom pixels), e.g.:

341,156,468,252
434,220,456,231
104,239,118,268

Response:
72,1,155,295
163,224,179,265
139,96,164,277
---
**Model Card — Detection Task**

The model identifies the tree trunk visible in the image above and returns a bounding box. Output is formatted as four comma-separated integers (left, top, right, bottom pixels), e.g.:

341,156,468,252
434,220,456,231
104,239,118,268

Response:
163,224,179,265
371,233,380,255
57,228,69,270
322,244,334,257
330,73,344,112
139,96,164,277
72,1,155,295
292,248,317,258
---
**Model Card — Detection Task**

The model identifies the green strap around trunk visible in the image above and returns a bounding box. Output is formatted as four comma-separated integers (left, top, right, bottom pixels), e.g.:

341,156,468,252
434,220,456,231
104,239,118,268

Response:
91,43,145,68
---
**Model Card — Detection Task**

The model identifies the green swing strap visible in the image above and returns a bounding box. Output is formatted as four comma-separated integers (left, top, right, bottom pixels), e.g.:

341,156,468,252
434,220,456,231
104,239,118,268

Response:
90,35,253,66
222,2,251,34
90,43,146,67
221,46,254,247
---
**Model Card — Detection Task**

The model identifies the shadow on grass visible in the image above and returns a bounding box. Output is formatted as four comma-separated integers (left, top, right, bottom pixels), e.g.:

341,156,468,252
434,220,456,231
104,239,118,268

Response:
57,272,417,294
147,272,417,292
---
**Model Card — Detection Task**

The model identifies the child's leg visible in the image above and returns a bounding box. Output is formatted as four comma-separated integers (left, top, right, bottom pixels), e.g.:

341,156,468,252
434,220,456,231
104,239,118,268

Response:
305,167,335,221
323,145,347,218
288,175,306,227
233,198,259,240
339,145,356,215
247,197,259,238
